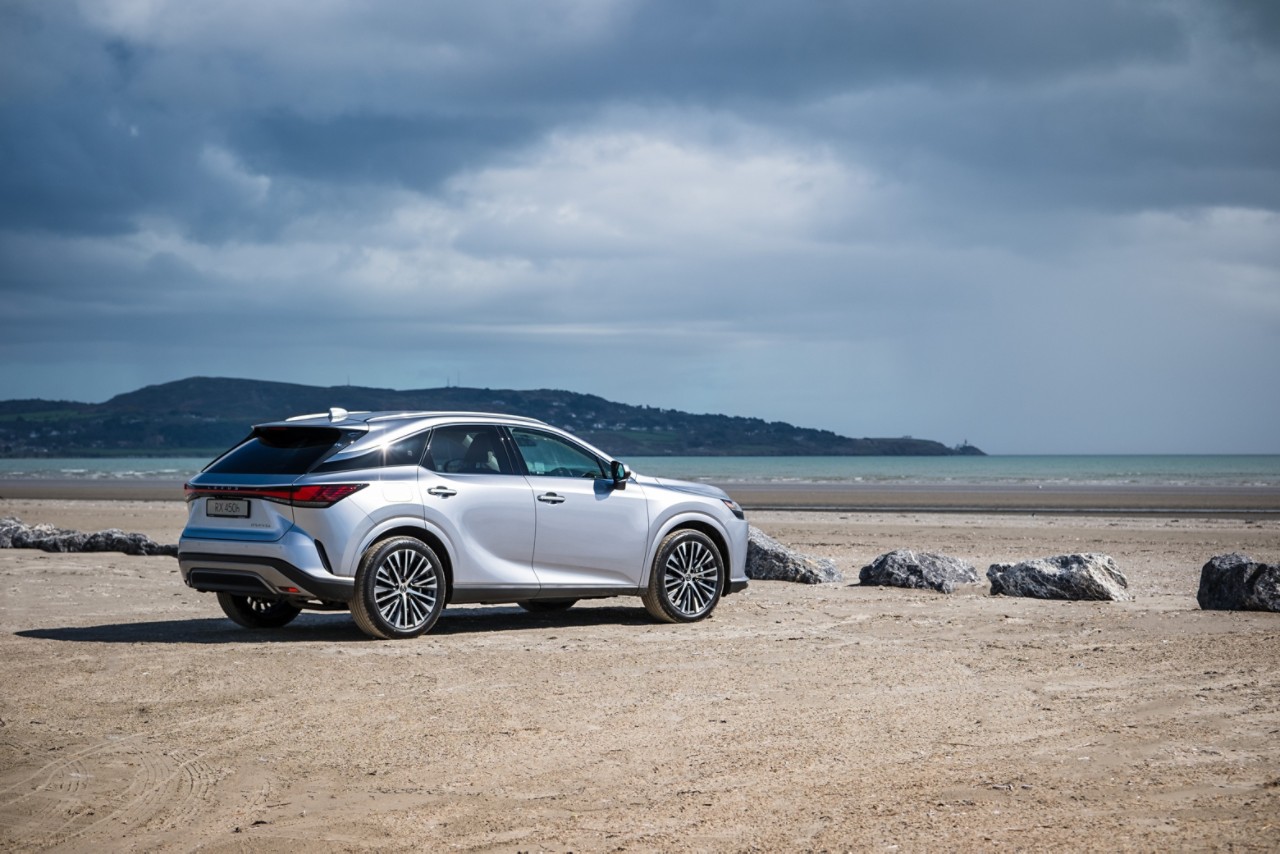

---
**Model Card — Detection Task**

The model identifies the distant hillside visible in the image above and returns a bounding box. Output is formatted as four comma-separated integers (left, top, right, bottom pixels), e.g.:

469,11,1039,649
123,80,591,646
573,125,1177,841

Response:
0,377,985,458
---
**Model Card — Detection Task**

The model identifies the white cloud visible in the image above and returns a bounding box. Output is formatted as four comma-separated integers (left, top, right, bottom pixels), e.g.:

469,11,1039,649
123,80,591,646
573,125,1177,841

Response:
199,145,270,205
447,124,867,259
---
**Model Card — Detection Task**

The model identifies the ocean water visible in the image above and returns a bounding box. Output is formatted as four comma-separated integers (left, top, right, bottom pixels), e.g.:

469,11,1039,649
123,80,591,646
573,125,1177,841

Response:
627,455,1280,488
1,455,1278,488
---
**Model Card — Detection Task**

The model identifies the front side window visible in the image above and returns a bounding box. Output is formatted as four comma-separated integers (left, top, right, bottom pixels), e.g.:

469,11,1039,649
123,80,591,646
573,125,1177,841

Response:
424,425,515,475
509,428,605,478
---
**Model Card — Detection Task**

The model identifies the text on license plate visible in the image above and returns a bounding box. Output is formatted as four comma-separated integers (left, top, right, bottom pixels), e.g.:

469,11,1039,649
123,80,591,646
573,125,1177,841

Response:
207,498,250,518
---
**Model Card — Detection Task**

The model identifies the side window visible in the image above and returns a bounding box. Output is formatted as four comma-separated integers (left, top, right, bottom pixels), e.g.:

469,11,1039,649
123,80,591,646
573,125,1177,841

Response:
385,431,429,467
424,426,515,475
509,428,606,478
311,431,429,472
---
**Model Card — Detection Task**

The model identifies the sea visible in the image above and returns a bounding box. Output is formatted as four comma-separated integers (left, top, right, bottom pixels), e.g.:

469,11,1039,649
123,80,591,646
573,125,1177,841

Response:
2,455,1279,489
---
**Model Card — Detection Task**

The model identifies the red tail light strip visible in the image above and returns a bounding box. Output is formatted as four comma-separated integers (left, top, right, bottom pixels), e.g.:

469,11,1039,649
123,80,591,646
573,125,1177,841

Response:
184,483,368,508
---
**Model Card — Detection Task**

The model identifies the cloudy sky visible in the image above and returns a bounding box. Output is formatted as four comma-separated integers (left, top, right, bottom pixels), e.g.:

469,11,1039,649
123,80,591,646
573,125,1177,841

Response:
2,1,1278,453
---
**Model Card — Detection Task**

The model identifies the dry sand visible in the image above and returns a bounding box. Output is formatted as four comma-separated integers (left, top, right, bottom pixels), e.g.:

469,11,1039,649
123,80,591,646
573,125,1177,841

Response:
1,497,1278,852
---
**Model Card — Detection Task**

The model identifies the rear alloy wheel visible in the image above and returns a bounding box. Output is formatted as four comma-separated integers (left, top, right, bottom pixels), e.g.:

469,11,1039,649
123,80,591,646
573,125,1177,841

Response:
216,592,301,629
351,536,445,640
517,599,578,613
641,529,724,623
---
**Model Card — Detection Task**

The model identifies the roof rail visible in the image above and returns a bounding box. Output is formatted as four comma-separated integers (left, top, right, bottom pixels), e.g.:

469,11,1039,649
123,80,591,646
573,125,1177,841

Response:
364,411,548,425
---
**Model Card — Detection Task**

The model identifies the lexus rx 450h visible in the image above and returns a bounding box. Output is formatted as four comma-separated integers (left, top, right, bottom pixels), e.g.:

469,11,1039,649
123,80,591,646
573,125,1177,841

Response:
178,409,749,639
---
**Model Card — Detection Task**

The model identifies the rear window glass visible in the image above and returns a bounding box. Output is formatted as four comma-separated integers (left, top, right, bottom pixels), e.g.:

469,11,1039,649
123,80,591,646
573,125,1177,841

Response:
204,427,355,475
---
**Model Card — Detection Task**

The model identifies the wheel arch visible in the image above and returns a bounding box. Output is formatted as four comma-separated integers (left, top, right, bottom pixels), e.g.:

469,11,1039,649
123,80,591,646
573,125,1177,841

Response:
357,522,455,603
647,514,733,596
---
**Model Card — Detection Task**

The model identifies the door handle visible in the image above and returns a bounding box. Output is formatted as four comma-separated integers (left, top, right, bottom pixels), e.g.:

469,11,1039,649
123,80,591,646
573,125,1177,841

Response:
427,486,457,498
537,492,565,504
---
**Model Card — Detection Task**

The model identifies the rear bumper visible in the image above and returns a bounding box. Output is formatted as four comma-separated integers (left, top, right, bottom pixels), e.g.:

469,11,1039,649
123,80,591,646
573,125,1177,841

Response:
179,551,355,602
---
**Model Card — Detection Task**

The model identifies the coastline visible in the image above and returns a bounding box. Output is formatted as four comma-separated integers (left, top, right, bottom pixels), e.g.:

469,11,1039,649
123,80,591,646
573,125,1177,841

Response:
2,476,1278,515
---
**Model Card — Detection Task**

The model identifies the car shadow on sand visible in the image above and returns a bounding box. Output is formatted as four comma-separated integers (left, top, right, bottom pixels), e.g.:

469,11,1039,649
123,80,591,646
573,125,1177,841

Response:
15,605,655,644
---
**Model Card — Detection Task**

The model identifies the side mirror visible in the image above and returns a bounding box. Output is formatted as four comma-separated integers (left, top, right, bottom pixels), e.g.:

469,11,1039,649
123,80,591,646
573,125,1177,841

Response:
610,460,631,488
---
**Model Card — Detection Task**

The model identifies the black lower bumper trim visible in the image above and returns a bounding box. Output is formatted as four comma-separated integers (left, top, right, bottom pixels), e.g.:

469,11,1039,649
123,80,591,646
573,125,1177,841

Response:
179,551,355,602
187,569,278,598
728,579,748,594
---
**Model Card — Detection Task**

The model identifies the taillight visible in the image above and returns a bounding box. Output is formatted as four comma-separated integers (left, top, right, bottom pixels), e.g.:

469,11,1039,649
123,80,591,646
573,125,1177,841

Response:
184,483,367,508
288,484,368,507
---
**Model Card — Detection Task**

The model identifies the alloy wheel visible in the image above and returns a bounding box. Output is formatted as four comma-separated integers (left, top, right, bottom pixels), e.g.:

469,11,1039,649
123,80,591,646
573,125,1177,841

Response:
662,538,720,617
372,545,440,632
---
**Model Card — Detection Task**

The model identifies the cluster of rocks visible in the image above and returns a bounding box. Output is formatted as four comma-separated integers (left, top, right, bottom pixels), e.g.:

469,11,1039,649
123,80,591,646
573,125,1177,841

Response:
746,526,843,584
859,549,1133,602
0,516,177,557
745,532,1137,603
848,545,1280,613
1197,553,1280,612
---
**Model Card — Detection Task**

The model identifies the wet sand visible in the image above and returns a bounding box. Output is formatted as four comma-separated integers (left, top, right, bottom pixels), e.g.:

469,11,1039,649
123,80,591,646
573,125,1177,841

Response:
0,497,1278,851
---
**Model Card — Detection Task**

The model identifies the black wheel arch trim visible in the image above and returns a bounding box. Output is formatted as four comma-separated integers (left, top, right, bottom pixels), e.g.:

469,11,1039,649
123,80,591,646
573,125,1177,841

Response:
660,519,735,596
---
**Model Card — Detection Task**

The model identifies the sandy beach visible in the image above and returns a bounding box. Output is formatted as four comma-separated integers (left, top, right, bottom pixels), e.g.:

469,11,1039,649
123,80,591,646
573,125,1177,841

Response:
1,493,1278,851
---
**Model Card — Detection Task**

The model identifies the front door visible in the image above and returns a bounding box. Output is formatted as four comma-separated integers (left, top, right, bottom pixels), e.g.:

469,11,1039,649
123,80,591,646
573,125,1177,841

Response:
506,427,650,590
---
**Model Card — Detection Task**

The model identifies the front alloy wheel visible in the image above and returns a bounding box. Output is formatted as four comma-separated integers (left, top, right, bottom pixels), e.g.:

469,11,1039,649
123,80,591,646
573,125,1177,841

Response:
641,529,724,623
351,536,445,639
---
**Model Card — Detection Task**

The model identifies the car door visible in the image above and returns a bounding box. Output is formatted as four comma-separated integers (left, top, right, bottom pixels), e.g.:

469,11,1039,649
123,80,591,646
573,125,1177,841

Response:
418,424,539,598
506,426,650,591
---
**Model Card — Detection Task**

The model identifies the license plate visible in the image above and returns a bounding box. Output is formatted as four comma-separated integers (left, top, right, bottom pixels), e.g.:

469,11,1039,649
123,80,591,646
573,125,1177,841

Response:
207,498,250,518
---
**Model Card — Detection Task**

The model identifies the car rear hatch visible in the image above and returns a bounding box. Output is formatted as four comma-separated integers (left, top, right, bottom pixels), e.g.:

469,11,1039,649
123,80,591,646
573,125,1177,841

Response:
183,424,364,542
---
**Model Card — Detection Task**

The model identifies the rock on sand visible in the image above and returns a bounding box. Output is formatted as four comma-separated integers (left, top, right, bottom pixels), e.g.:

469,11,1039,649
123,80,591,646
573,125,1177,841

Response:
859,549,978,593
1197,553,1280,612
987,553,1133,601
746,526,843,584
0,516,177,557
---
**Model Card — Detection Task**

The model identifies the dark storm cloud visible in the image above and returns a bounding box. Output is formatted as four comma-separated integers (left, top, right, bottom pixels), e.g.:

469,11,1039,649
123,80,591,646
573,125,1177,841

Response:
0,0,1209,240
1,0,1278,452
587,0,1188,96
227,112,539,191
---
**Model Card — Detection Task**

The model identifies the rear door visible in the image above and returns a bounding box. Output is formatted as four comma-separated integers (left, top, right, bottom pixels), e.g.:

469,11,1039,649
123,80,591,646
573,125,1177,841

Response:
419,424,539,595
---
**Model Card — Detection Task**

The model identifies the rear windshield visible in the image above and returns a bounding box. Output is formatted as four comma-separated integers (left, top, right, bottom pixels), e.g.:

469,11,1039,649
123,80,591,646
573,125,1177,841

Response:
204,427,358,475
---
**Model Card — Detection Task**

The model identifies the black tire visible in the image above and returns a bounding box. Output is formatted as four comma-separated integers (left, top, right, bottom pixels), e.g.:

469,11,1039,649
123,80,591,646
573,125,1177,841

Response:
351,536,446,640
216,592,301,629
516,599,578,613
641,529,724,623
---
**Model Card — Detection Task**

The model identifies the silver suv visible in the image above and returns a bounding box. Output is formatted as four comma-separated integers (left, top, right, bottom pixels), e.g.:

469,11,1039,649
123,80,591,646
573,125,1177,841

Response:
178,409,749,639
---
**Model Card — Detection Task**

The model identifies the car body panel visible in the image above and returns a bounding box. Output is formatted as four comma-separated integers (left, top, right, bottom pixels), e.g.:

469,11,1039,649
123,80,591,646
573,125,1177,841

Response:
525,475,650,590
181,474,297,543
418,468,539,593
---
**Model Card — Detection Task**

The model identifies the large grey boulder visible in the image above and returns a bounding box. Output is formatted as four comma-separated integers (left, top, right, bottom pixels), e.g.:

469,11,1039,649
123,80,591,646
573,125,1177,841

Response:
987,553,1132,601
859,549,979,593
0,516,177,557
1197,553,1280,612
746,526,843,584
